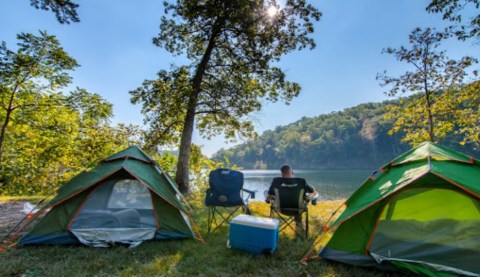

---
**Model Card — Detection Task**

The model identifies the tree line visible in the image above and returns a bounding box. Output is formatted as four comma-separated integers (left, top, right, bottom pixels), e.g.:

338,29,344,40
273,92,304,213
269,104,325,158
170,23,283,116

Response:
212,94,479,170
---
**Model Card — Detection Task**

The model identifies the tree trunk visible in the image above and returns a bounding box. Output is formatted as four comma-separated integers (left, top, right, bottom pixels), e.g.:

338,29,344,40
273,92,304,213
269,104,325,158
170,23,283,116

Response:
424,81,435,143
0,97,16,169
0,77,26,170
425,96,435,142
175,98,197,193
0,109,11,168
174,17,224,193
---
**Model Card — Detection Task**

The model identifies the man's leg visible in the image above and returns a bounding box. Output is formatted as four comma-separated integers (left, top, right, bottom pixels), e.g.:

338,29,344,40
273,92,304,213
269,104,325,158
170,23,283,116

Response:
295,214,304,236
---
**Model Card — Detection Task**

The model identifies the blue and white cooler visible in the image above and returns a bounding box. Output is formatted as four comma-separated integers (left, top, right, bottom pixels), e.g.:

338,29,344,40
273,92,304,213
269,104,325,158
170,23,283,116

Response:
228,214,280,254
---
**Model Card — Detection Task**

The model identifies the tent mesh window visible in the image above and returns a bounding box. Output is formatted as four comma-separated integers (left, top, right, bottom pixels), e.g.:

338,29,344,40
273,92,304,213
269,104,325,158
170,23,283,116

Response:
369,188,480,274
70,179,156,229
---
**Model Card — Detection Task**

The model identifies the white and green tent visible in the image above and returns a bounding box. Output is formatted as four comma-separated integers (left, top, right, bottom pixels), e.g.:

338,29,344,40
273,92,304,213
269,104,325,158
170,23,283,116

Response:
305,142,480,276
20,146,202,247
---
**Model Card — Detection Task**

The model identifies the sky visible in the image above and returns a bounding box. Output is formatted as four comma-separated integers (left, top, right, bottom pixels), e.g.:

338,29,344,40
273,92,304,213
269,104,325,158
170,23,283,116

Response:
1,0,477,156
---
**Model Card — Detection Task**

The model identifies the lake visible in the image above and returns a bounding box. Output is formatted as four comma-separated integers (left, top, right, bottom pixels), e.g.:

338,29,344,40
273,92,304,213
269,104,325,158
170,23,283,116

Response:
241,169,372,202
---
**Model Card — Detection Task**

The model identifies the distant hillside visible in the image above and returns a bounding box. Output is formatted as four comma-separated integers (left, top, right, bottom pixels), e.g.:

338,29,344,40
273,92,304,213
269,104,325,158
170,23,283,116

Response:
212,99,478,169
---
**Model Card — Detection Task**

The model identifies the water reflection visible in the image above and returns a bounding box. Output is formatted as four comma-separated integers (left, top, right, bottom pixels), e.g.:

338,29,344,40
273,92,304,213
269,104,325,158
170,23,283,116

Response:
242,169,371,202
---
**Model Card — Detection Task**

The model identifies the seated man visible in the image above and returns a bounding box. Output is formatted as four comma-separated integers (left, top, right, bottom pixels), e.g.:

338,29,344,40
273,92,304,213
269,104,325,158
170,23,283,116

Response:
265,165,316,231
265,164,315,203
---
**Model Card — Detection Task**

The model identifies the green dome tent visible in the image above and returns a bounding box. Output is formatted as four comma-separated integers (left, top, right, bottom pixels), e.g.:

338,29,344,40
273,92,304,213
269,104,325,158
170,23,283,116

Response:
303,142,480,276
20,146,203,247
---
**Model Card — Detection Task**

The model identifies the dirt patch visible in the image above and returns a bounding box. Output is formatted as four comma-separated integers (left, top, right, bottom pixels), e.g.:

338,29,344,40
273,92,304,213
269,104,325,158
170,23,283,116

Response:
0,201,30,238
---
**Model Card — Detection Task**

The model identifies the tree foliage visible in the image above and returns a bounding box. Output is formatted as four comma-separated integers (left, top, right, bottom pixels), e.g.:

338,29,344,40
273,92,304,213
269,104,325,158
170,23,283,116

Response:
0,32,146,195
0,83,147,195
212,98,480,170
443,80,480,145
0,31,79,167
426,0,480,41
212,101,408,169
377,27,477,145
30,0,80,24
130,0,321,193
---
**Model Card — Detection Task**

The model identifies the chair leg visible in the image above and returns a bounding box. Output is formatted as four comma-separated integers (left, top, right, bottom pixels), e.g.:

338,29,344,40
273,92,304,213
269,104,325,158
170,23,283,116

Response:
207,206,212,233
271,208,308,239
207,205,243,233
243,205,251,215
208,206,221,233
305,210,309,239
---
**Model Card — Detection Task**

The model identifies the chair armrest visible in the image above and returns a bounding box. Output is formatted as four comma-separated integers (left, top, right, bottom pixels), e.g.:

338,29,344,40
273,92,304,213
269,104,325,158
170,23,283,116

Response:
241,188,256,199
305,192,318,205
268,195,276,205
204,188,212,206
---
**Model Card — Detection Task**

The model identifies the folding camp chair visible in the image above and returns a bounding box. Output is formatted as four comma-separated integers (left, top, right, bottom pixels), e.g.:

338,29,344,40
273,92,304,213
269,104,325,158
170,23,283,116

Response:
269,177,309,238
205,168,255,233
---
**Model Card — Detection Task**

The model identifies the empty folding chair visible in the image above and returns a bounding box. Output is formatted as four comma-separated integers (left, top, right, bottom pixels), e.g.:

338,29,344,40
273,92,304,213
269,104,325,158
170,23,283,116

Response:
205,168,255,233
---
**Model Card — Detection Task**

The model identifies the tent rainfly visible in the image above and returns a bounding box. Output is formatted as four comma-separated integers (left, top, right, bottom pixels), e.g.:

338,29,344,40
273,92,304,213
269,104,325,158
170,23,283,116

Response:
303,142,480,277
20,146,202,247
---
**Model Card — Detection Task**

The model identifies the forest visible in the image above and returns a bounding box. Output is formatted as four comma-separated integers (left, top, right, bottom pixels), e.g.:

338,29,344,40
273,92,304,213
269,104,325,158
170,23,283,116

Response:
212,95,480,170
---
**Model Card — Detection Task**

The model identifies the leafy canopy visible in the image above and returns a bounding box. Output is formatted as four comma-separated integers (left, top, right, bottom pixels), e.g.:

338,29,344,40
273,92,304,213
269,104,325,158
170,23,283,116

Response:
30,0,80,24
0,31,145,195
378,27,478,145
0,31,79,93
0,86,146,195
426,0,480,41
0,31,79,165
130,0,321,147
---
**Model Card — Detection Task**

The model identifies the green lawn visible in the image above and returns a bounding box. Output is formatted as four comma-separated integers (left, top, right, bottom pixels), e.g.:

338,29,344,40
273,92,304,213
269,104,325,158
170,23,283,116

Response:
0,197,406,277
0,196,45,202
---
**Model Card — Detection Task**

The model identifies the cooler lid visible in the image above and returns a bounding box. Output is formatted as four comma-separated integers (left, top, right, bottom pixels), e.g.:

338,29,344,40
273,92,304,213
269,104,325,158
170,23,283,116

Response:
231,214,279,229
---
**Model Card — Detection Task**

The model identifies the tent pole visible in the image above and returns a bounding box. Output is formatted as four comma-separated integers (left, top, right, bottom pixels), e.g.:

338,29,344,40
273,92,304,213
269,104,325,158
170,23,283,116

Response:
186,212,205,243
299,201,346,264
0,193,54,251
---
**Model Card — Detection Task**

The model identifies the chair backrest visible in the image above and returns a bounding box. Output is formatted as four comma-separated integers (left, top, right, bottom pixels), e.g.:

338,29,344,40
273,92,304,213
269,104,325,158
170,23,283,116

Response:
271,177,307,216
205,168,244,206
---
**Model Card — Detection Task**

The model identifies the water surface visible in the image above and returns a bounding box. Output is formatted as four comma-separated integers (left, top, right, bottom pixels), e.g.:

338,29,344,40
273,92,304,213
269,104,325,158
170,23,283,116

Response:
241,169,371,202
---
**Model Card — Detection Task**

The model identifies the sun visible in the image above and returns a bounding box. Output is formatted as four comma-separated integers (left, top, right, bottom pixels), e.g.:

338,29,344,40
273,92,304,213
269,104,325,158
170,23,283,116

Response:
267,6,278,18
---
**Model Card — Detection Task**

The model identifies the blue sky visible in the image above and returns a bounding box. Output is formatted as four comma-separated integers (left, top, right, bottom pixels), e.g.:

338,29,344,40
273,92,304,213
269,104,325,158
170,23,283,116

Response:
1,1,476,156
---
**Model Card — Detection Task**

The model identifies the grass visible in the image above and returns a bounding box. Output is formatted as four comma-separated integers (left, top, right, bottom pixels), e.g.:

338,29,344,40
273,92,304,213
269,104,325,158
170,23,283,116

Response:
0,196,45,202
0,196,407,277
